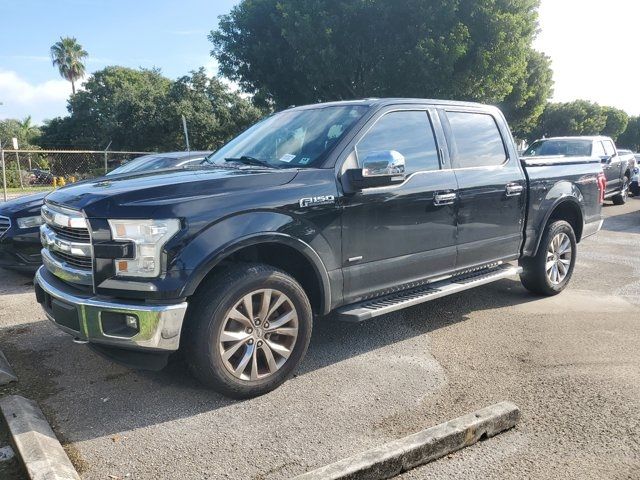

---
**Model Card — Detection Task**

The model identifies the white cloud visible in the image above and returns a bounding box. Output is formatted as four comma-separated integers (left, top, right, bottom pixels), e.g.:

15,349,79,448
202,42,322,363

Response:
0,70,72,124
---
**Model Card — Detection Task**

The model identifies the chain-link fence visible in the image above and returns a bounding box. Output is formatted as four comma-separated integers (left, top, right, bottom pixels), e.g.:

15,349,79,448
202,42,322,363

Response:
0,149,152,202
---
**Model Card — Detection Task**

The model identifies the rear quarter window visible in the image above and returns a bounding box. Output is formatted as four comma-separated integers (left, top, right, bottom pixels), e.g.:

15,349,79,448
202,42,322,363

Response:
446,111,507,168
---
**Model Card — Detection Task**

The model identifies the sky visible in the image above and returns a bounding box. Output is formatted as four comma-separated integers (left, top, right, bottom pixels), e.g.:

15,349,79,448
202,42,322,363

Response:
0,0,638,124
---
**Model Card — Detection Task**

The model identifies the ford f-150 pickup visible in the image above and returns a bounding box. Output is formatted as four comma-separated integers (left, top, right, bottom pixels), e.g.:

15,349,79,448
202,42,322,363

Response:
34,99,605,398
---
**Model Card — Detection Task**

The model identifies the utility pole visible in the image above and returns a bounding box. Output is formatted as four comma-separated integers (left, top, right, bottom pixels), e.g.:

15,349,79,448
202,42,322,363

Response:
11,138,23,189
182,115,190,155
1,141,7,202
104,140,112,174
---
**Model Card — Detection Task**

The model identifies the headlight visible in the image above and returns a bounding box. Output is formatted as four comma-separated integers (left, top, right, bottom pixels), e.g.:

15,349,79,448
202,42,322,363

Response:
108,219,180,278
16,215,44,229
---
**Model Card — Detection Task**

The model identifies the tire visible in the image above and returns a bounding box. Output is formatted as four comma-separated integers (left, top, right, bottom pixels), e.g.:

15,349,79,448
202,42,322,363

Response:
612,176,629,205
184,263,312,399
520,220,577,296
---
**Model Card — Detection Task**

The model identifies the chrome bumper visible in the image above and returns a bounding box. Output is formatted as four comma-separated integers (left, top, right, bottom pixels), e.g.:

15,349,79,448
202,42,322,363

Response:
34,267,188,351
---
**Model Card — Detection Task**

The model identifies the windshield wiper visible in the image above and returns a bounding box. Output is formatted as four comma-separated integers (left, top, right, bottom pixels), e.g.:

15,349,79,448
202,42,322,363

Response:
224,156,274,168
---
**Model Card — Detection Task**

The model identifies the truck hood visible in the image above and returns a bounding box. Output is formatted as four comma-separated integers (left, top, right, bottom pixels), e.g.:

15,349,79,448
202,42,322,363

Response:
0,191,49,217
45,166,299,218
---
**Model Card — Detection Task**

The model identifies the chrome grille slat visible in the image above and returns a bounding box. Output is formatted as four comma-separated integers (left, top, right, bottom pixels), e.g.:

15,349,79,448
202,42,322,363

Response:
50,250,93,270
49,224,91,242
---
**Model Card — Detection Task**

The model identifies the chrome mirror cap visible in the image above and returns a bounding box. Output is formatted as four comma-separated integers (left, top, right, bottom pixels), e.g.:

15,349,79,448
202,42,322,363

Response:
361,150,406,177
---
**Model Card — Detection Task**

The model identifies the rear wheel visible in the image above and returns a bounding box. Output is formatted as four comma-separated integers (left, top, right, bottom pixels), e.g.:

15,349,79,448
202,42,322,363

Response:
612,176,629,205
184,263,312,399
520,220,577,296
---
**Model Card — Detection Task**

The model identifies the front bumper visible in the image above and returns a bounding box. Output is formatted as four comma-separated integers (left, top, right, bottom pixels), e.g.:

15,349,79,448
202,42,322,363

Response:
34,267,188,352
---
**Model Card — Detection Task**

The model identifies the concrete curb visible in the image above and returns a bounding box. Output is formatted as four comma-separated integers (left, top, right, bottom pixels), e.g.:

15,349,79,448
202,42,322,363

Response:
0,395,80,480
292,401,521,480
0,349,17,385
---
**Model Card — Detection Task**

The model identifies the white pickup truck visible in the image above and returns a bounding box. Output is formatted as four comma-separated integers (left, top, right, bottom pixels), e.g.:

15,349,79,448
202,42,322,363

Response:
523,136,634,205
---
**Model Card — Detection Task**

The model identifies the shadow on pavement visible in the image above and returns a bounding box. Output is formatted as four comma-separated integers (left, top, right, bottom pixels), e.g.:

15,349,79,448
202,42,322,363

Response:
0,275,542,443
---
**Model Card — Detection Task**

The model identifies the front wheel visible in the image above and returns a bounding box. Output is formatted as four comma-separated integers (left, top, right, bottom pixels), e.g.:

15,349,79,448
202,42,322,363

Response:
520,220,577,296
184,263,312,399
612,176,629,205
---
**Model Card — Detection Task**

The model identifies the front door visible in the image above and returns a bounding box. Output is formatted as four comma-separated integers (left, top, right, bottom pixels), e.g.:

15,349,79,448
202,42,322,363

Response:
441,109,527,269
340,108,458,304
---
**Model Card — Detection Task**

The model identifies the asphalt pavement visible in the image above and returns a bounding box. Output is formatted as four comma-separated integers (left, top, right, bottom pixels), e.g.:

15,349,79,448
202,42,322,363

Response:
0,198,638,479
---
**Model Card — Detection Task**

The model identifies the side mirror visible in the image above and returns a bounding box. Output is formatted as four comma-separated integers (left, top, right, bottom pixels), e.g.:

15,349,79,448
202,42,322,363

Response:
600,155,612,164
346,150,406,190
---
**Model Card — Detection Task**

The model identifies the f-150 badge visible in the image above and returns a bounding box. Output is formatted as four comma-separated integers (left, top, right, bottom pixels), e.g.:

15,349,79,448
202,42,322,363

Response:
299,195,335,208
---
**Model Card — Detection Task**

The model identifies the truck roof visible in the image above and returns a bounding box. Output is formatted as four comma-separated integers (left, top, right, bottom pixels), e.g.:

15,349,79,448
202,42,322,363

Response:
537,136,613,142
288,98,497,111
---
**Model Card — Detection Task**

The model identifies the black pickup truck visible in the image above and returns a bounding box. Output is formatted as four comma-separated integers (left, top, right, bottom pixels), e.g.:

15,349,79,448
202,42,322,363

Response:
34,99,605,398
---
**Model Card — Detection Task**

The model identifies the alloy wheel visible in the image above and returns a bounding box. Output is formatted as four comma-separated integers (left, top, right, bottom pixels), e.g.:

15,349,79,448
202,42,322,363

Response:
546,232,572,285
219,289,299,381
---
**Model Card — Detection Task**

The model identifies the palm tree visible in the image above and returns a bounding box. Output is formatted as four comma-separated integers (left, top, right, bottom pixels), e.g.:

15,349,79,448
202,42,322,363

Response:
50,37,88,95
18,116,39,143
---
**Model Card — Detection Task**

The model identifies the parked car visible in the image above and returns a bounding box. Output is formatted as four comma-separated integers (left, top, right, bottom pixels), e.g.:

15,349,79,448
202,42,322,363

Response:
0,151,212,272
34,99,604,398
28,168,54,185
523,136,633,205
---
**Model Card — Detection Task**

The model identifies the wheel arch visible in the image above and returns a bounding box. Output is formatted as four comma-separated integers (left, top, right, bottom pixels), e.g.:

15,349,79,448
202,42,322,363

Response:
183,233,332,315
531,196,584,256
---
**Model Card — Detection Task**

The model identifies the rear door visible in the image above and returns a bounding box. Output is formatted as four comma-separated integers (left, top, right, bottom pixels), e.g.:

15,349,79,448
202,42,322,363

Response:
601,139,622,193
340,107,458,304
441,108,526,269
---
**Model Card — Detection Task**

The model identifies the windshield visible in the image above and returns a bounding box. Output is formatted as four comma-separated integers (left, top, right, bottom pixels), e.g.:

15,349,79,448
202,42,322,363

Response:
109,155,204,175
523,139,593,157
206,105,369,168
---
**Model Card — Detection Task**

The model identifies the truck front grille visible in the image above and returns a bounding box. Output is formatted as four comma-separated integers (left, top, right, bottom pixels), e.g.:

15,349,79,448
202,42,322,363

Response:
41,203,93,284
0,216,9,237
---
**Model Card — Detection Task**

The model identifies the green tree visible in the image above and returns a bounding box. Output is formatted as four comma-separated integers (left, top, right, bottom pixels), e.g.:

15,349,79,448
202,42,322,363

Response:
531,100,630,141
159,68,263,151
38,66,263,152
500,49,554,139
601,106,628,140
533,100,607,139
0,118,41,148
617,116,640,151
210,0,551,128
50,37,88,95
40,67,171,150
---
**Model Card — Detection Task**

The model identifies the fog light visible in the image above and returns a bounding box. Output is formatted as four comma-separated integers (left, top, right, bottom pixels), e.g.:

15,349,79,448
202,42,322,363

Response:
125,315,138,329
101,312,140,338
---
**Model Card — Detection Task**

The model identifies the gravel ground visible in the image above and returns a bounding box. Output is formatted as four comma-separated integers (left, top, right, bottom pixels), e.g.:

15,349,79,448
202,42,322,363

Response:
0,198,638,479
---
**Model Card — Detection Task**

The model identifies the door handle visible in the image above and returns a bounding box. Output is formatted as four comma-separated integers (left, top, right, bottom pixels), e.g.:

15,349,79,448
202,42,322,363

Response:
505,183,524,197
434,192,457,206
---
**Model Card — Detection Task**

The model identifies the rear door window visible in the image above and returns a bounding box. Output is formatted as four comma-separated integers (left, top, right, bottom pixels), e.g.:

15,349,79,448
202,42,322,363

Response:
603,141,616,156
591,141,606,157
446,112,507,168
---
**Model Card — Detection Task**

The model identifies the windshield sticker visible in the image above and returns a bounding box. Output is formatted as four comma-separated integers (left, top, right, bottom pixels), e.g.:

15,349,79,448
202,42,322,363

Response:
299,157,311,165
279,154,296,163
